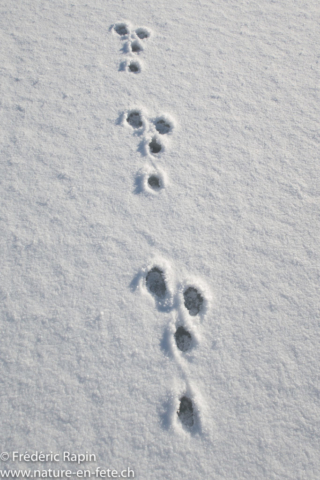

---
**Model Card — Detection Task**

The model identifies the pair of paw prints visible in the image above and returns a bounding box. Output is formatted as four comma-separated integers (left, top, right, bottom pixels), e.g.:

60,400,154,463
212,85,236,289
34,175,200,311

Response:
146,267,204,321
112,21,152,74
137,260,209,431
147,116,174,157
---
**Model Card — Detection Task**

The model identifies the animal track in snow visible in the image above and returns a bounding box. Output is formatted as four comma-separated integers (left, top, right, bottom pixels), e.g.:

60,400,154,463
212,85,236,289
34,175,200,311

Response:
128,60,141,73
136,258,174,312
145,114,175,156
146,267,167,299
130,40,143,53
177,396,194,428
135,262,210,433
114,22,130,36
112,23,152,74
149,136,162,155
126,110,143,129
184,287,204,316
135,166,167,195
121,108,175,157
174,326,192,352
135,27,151,40
116,20,208,432
148,175,161,190
154,118,173,135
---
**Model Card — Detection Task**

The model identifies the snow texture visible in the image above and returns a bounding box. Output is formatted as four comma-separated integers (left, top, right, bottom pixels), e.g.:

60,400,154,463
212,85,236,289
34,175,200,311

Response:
1,0,320,479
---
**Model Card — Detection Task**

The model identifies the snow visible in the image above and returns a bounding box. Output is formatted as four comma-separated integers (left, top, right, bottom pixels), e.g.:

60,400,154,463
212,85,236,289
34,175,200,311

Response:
0,0,319,478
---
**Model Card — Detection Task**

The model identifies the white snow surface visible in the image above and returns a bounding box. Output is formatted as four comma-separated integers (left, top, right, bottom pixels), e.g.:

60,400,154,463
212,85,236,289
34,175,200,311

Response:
1,0,320,478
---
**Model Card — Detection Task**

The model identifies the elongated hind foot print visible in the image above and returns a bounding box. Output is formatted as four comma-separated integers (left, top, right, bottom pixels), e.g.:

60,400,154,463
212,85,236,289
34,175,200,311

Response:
131,40,143,53
184,287,204,316
174,326,192,352
146,267,166,299
177,396,194,428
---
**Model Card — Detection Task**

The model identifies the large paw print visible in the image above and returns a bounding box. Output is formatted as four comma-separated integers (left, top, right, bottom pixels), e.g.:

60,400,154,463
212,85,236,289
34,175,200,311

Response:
146,267,167,299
